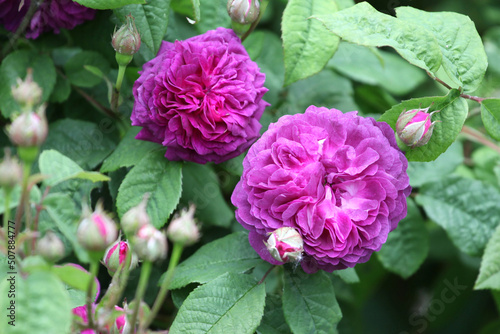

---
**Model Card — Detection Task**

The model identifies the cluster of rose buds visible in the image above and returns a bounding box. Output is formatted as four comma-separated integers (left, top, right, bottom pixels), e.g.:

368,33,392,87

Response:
227,0,260,25
396,106,440,148
265,227,304,263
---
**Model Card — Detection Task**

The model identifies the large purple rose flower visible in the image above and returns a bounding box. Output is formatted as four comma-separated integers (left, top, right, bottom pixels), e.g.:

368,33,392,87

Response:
231,106,411,273
0,0,95,39
131,27,268,164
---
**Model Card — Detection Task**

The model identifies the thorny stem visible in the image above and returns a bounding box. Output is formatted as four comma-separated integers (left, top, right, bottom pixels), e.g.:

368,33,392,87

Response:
461,125,500,154
427,71,487,103
130,260,153,333
259,265,275,284
240,0,270,42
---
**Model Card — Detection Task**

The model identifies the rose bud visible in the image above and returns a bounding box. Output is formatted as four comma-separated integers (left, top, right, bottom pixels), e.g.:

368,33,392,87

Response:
264,227,304,263
77,204,118,252
120,194,151,237
8,105,48,147
132,224,168,262
36,231,65,262
0,149,23,189
396,107,440,148
11,69,42,109
166,204,200,246
227,0,260,25
103,240,138,276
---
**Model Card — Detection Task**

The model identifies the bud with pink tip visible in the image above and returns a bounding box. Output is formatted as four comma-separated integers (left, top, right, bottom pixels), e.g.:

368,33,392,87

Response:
132,225,167,262
120,194,151,237
103,240,138,276
8,105,48,147
77,204,118,252
396,106,440,148
167,204,200,246
11,69,42,109
264,227,304,263
36,231,65,262
0,149,23,189
227,0,260,25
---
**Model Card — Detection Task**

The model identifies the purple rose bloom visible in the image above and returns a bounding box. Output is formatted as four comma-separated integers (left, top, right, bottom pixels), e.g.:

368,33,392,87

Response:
131,27,269,164
231,106,411,273
0,0,95,39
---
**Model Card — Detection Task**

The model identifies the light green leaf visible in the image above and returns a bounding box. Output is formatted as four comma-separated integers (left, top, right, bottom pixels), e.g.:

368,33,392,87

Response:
256,295,292,334
481,99,500,141
0,50,56,118
53,264,99,300
169,273,266,334
475,224,500,290
74,0,145,9
416,177,500,256
335,0,355,10
0,271,71,334
378,199,429,279
100,127,161,173
282,0,339,86
169,232,263,290
332,267,359,284
283,269,342,334
396,7,487,93
64,51,110,88
116,149,182,228
114,0,172,54
313,2,442,73
378,89,467,162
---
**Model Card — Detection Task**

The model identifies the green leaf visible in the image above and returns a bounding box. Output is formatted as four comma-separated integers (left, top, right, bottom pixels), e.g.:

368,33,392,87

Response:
282,0,339,86
396,7,487,93
416,177,500,256
313,2,442,73
100,127,161,173
74,0,146,9
179,162,233,227
114,0,172,54
481,99,500,141
378,89,467,162
116,149,182,228
0,185,41,215
378,199,429,279
169,232,263,290
171,0,201,22
64,51,110,88
0,50,56,118
53,264,98,299
332,267,359,284
475,224,500,290
0,271,71,334
169,273,266,334
256,295,292,334
41,119,117,170
283,269,342,334
335,0,355,10
195,0,231,33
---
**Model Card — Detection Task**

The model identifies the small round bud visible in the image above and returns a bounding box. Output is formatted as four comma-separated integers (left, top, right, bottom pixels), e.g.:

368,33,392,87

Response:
36,231,65,262
11,69,42,109
167,204,200,246
396,107,440,148
121,194,151,237
77,204,118,251
132,225,167,262
8,106,48,147
0,149,23,189
264,227,304,263
103,240,138,276
227,0,260,25
112,15,141,56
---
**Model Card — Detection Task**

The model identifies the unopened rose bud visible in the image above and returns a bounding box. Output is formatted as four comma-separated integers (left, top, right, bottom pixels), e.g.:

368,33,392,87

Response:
11,69,42,109
36,231,65,262
166,204,200,246
264,227,304,263
132,224,167,262
0,149,23,189
103,240,138,276
227,0,260,25
77,204,118,251
121,194,150,237
396,107,440,148
8,105,48,147
112,15,141,67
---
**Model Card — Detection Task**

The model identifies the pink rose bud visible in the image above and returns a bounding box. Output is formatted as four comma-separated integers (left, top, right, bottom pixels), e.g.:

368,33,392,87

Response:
264,227,304,263
36,231,65,262
227,0,260,25
132,224,167,262
121,194,151,237
396,107,440,148
103,240,138,276
77,204,118,251
8,105,48,147
11,69,42,109
0,149,23,189
166,204,200,246
112,14,141,68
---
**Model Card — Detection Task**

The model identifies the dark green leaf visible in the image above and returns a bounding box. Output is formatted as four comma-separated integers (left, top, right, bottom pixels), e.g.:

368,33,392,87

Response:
64,51,110,88
74,0,146,9
257,295,292,334
475,223,500,290
195,0,231,33
481,99,500,141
